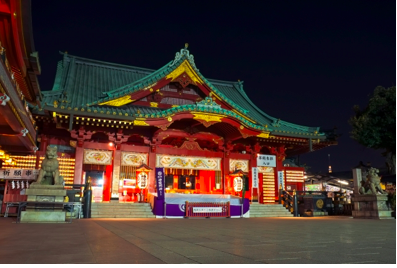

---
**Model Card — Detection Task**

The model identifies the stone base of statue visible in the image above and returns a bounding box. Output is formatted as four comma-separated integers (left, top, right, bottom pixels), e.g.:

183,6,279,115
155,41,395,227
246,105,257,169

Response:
352,194,394,219
20,184,67,223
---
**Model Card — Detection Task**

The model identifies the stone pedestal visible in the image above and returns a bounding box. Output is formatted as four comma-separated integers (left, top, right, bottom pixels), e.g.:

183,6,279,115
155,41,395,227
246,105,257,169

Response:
20,184,67,223
352,194,393,219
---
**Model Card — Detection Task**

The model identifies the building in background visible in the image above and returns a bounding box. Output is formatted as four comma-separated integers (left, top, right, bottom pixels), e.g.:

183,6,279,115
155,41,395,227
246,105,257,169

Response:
0,0,42,213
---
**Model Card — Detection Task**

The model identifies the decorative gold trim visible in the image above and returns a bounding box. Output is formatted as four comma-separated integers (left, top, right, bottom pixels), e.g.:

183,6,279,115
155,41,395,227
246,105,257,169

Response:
166,60,203,85
211,92,222,101
257,132,270,138
232,109,256,124
98,95,134,107
134,120,150,126
191,112,225,123
150,102,158,107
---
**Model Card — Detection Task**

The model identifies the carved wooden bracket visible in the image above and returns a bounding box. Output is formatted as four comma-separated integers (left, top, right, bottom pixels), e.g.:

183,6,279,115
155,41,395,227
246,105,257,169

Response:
270,145,287,162
70,126,93,147
156,122,173,131
175,72,194,88
253,142,262,154
108,130,130,148
179,138,203,151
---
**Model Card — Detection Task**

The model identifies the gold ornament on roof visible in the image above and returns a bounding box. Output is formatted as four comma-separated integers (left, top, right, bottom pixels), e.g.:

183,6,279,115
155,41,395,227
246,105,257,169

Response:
134,120,149,126
166,60,203,85
98,95,134,107
191,112,224,123
257,132,270,138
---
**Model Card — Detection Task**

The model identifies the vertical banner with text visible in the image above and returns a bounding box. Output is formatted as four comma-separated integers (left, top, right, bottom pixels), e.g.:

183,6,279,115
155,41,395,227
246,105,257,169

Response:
252,167,258,188
277,171,285,190
155,167,165,201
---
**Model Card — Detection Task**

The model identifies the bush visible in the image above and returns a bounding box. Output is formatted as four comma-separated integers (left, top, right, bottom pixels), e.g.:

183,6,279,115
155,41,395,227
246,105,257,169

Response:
387,192,396,211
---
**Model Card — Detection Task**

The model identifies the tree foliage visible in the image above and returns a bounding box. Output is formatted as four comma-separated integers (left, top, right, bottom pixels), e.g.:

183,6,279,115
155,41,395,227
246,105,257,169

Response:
349,86,396,173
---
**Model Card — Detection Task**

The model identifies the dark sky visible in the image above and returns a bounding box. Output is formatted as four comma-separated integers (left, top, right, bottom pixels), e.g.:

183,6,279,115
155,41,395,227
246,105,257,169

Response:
31,0,396,173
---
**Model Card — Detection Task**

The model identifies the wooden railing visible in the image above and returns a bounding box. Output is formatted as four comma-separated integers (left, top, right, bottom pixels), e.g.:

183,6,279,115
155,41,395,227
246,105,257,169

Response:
279,189,298,216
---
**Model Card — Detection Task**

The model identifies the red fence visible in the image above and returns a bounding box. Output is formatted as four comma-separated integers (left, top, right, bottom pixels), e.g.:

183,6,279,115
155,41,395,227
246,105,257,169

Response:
185,201,230,218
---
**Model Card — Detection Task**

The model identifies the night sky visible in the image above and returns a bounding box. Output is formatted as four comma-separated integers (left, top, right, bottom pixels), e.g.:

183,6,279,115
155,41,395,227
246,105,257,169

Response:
31,1,396,173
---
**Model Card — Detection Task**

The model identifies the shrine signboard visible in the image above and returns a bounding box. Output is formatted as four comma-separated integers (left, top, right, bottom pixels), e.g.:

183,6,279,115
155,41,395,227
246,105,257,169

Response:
0,169,39,180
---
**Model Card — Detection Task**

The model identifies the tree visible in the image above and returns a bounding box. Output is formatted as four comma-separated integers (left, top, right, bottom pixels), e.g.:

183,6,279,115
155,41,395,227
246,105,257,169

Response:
349,86,396,174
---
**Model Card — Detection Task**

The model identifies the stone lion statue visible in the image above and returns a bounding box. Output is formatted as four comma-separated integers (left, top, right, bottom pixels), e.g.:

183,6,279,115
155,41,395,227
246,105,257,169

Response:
34,145,64,185
359,167,385,195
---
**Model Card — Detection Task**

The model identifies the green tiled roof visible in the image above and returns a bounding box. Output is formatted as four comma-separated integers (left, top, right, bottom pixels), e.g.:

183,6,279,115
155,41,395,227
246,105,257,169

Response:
41,48,325,138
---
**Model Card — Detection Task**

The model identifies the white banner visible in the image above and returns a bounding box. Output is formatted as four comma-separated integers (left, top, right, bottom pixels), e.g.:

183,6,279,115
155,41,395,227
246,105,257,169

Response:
193,207,223,213
0,169,39,180
252,167,258,188
277,171,285,190
257,154,276,167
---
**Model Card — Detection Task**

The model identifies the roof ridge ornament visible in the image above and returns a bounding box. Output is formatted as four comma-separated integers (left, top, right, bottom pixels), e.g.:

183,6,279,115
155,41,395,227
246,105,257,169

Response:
169,44,198,70
196,96,222,109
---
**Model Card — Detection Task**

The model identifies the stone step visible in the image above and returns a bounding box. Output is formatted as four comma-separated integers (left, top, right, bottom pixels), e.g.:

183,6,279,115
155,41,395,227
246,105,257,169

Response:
91,203,150,207
250,212,293,215
91,211,153,216
91,207,152,211
91,215,155,218
90,202,154,218
248,204,293,217
250,214,293,217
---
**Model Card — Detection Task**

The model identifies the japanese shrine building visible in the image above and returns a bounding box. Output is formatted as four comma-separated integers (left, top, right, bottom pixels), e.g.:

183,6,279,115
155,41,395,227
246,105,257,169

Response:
31,45,337,205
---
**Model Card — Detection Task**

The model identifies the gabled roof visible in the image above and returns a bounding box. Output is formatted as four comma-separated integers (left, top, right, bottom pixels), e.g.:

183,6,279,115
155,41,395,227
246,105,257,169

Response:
40,47,326,139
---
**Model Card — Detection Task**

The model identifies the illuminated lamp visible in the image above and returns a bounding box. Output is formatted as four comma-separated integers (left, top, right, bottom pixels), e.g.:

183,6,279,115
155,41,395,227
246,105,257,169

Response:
229,169,248,192
136,164,152,189
109,142,113,146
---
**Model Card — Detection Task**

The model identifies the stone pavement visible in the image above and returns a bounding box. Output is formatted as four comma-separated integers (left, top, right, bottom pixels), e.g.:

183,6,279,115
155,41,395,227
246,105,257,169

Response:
0,216,395,264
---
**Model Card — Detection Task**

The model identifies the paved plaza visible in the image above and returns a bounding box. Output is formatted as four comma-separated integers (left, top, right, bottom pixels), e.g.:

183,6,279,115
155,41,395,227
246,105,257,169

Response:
0,216,395,264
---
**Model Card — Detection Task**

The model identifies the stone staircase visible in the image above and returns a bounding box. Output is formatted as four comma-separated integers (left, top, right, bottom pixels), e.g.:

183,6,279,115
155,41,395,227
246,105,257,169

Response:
249,203,294,217
91,202,155,218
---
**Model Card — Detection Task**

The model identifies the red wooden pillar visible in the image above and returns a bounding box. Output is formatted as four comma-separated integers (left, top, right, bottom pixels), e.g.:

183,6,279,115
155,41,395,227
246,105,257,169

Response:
74,146,84,184
272,145,286,202
249,151,258,202
111,149,121,199
148,145,156,193
222,152,230,194
39,135,48,151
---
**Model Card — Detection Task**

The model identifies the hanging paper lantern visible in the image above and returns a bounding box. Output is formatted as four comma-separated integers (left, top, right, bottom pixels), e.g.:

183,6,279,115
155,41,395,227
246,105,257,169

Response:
137,172,148,189
233,177,243,192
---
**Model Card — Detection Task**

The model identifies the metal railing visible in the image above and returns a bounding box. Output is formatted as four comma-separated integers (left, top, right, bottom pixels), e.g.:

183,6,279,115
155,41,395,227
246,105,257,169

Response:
185,201,230,218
